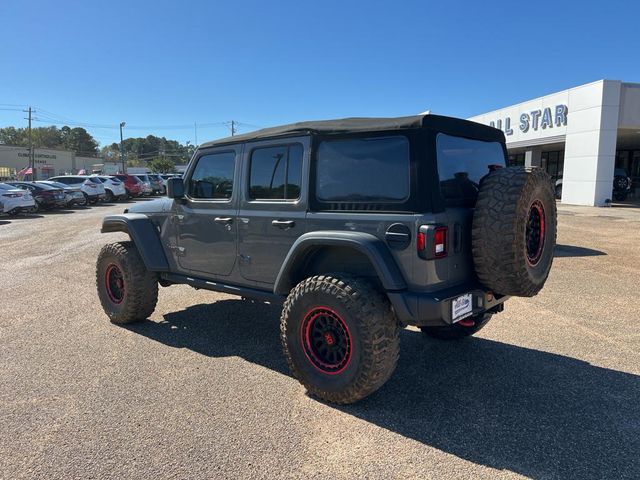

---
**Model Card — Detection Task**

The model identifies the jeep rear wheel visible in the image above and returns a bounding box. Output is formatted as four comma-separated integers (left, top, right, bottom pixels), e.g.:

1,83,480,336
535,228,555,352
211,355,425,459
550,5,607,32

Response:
96,241,158,324
472,167,557,297
420,313,492,340
280,274,400,404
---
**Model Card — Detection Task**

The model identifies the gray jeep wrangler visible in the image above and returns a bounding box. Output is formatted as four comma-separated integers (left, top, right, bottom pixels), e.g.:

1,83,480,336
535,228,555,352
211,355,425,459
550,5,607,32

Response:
96,114,556,404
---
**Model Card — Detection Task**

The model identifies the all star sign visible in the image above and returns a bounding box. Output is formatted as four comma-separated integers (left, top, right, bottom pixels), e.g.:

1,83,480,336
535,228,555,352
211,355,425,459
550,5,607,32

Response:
488,104,568,136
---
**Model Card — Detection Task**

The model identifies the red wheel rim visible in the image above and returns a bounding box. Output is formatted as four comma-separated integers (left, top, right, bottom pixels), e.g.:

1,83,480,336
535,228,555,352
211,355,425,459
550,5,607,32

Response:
105,264,125,304
301,307,352,375
526,200,546,266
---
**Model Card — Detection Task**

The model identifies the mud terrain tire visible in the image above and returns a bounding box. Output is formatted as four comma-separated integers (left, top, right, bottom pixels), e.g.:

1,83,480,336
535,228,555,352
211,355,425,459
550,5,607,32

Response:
96,241,158,324
281,274,400,404
472,167,556,297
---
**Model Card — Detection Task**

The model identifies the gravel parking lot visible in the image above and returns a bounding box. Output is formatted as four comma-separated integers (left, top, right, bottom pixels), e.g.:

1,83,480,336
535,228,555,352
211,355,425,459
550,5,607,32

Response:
1,200,639,479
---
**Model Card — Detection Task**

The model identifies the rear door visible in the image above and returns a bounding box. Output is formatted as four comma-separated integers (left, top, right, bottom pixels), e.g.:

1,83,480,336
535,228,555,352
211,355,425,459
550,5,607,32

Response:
237,136,308,285
173,146,240,277
434,132,507,286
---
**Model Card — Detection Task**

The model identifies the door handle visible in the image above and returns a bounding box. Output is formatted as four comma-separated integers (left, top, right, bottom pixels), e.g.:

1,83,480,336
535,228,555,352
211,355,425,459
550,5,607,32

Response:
214,217,233,225
272,219,295,229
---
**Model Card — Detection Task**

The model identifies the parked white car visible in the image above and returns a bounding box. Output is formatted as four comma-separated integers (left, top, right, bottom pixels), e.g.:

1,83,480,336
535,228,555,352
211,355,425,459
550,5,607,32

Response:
48,175,106,204
93,176,127,202
0,182,36,215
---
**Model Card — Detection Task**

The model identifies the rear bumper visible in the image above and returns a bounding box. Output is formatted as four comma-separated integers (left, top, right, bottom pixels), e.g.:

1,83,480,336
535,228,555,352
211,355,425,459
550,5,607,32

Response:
3,202,35,213
37,197,59,207
387,284,509,327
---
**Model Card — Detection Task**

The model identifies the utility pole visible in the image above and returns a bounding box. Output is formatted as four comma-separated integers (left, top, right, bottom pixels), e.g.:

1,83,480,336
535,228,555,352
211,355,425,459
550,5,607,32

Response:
119,122,126,173
23,107,35,179
194,122,198,146
224,120,237,137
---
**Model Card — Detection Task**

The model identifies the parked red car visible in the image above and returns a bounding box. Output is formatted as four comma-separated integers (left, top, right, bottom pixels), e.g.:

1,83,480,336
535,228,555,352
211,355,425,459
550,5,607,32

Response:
113,174,143,198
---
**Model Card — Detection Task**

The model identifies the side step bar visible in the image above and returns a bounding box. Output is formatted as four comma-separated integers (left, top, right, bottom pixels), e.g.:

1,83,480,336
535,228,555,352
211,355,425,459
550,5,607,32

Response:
159,272,284,305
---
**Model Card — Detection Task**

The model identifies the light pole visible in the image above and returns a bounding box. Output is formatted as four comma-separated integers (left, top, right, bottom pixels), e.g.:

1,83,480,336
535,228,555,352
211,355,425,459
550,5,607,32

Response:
119,122,126,173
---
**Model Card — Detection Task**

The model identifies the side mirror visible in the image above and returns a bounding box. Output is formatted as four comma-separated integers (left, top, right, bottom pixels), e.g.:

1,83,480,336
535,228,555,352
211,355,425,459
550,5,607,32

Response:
167,177,185,198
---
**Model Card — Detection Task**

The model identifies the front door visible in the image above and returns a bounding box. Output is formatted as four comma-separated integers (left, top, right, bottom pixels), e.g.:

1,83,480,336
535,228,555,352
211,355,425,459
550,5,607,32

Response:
174,147,240,277
238,137,308,285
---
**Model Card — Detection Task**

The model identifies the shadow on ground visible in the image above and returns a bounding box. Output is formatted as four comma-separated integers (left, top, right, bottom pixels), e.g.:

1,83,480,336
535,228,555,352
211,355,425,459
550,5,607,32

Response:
127,300,639,479
1,214,45,220
554,244,607,257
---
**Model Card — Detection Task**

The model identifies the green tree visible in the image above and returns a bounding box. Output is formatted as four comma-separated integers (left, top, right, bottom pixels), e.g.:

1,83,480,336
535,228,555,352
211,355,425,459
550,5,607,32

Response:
103,134,193,165
60,126,99,155
0,125,99,155
147,157,176,173
0,126,26,145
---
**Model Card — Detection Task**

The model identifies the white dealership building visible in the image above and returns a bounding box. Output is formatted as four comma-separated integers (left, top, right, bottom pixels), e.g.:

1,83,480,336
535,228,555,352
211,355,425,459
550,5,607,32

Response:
469,79,640,206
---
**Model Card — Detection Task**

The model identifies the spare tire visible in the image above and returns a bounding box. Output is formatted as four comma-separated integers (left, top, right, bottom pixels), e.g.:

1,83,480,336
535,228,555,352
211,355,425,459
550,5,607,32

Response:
472,167,556,297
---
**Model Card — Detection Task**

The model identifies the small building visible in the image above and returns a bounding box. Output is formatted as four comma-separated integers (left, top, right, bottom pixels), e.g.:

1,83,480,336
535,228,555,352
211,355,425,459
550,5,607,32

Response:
0,145,99,179
469,79,640,206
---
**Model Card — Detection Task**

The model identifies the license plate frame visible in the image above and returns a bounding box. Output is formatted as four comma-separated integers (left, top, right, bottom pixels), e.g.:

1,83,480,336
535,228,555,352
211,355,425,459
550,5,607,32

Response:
452,293,473,322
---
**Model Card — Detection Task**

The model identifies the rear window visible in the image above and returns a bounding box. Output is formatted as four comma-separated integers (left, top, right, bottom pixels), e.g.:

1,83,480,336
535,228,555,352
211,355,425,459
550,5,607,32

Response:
249,144,302,200
436,134,506,206
316,136,410,202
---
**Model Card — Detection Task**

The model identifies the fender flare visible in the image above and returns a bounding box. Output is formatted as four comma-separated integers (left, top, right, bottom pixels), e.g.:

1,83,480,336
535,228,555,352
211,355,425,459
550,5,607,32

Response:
101,213,169,271
273,231,407,295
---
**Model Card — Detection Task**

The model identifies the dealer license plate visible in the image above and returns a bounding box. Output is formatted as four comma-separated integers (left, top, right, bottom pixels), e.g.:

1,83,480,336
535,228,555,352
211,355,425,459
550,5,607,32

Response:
452,293,473,322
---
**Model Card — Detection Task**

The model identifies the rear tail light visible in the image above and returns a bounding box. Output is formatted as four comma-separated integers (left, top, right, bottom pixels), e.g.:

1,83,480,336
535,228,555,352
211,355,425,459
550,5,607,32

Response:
417,225,448,259
434,226,448,257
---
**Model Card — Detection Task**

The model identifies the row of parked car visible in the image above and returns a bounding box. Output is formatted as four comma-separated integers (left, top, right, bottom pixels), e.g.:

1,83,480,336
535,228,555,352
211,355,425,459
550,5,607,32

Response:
0,173,178,215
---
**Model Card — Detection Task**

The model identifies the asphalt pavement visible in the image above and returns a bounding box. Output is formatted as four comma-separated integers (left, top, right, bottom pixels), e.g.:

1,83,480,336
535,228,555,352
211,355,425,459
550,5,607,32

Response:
1,200,639,479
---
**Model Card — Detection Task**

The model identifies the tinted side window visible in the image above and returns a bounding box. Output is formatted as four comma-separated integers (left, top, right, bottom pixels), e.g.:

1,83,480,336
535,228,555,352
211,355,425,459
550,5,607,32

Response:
249,144,302,200
316,136,410,202
436,134,506,207
189,151,235,199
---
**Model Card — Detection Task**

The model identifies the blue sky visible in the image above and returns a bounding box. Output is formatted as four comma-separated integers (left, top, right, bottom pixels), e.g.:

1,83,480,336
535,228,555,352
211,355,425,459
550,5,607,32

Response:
1,0,638,148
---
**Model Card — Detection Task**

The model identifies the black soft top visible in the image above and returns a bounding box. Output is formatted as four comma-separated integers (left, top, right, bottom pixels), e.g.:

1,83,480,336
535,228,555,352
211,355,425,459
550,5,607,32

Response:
198,114,504,149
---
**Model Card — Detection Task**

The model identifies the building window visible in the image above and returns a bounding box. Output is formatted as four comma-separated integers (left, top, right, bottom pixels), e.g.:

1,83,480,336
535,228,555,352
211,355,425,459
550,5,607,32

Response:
508,153,525,166
541,150,564,181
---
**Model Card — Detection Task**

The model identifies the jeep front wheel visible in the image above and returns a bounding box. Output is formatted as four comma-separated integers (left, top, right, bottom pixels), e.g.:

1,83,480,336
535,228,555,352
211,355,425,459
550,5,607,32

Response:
280,274,400,404
96,241,158,324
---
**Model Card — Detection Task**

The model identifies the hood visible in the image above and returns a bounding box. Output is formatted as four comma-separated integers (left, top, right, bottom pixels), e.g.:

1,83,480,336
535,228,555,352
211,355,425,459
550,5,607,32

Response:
126,197,172,214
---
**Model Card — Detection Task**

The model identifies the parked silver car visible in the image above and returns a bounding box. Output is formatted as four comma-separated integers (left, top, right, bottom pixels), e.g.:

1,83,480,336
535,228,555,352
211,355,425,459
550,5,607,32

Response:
48,175,106,204
0,182,36,215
